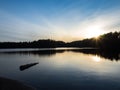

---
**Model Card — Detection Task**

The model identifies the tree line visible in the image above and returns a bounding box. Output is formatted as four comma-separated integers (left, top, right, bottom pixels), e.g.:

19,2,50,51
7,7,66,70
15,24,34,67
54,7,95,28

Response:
0,31,120,51
68,31,120,51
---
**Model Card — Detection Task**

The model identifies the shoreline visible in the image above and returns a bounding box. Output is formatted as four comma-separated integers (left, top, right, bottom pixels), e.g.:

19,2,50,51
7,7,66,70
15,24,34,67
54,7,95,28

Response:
0,77,36,90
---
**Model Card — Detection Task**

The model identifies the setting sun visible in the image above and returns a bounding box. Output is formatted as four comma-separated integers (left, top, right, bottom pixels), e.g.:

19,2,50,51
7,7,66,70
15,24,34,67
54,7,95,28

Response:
87,29,104,38
84,25,106,38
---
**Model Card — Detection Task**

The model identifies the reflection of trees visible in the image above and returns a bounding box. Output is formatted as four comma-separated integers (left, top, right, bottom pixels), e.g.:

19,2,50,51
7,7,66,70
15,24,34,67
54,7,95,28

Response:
1,49,120,61
1,49,66,57
70,49,120,61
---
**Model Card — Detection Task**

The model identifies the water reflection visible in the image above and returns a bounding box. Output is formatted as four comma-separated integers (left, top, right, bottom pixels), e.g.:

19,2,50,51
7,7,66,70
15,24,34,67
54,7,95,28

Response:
70,49,120,61
92,55,101,62
0,49,65,57
0,48,119,61
0,48,120,90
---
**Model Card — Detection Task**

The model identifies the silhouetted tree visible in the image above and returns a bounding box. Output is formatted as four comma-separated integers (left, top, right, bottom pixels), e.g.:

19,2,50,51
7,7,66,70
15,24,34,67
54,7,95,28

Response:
97,32,120,51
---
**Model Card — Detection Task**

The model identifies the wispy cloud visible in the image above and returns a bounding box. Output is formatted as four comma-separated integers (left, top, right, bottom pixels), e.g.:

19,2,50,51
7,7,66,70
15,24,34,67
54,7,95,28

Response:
39,6,120,41
0,10,53,41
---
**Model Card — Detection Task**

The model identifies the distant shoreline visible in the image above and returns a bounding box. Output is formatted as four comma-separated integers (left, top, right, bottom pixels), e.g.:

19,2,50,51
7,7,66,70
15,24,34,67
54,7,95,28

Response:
0,32,119,50
0,77,36,90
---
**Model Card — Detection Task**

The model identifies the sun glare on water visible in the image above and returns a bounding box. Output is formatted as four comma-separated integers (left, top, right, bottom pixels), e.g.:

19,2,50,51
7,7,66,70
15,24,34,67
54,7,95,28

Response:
92,55,101,62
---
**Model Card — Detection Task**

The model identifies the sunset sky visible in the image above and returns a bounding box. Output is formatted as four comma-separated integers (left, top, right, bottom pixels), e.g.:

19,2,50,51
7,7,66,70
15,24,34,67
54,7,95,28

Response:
0,0,120,42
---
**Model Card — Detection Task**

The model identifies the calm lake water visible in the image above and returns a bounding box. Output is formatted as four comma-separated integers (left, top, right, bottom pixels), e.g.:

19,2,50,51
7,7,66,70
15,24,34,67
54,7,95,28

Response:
0,48,120,90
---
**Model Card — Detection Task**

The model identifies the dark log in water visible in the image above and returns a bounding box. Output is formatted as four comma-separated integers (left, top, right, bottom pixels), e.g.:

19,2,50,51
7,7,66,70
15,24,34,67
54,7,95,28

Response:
20,62,39,71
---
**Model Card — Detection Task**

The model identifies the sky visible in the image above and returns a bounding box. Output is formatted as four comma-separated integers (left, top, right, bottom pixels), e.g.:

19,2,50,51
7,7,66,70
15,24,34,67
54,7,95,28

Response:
0,0,120,42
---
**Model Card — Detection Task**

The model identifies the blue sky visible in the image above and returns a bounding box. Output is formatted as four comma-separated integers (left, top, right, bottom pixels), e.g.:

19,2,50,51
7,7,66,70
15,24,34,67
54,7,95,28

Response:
0,0,120,42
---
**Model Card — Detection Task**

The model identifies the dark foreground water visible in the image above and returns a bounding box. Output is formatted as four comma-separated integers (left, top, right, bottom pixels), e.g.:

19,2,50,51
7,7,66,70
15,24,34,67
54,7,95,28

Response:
0,48,120,90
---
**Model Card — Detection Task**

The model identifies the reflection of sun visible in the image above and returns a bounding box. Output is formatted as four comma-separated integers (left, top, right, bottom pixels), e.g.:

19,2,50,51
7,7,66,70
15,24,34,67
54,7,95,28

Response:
92,55,101,62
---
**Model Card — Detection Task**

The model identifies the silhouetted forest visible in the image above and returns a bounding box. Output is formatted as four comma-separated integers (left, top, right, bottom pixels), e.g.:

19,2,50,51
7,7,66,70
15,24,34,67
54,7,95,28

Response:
0,39,65,48
0,32,120,51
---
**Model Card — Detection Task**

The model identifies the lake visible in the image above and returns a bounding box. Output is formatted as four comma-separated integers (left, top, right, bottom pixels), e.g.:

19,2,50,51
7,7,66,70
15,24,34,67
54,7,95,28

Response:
0,48,120,90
